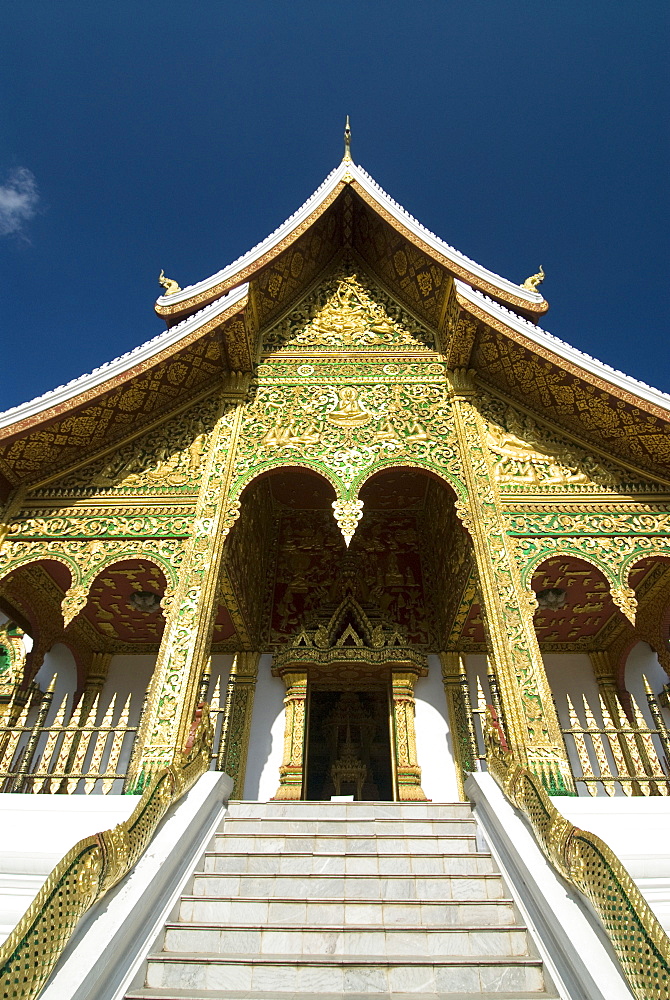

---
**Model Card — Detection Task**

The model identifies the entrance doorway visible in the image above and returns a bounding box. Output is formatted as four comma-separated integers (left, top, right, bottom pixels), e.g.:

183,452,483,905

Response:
305,686,395,801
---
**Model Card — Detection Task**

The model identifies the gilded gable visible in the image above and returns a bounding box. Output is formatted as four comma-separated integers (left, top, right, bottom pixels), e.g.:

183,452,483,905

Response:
261,261,436,354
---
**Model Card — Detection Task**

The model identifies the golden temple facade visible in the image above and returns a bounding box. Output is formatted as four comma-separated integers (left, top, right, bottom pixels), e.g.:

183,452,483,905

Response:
1,132,670,808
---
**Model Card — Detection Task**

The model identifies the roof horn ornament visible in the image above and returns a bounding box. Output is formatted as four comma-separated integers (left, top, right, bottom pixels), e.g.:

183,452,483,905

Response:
521,265,545,293
343,115,352,164
158,269,182,296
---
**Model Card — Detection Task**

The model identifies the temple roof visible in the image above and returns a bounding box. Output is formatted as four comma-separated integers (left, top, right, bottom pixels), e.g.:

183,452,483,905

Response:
153,160,547,325
1,153,669,495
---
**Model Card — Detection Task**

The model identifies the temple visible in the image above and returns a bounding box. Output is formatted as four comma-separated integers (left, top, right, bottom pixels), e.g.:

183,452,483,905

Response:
0,126,669,998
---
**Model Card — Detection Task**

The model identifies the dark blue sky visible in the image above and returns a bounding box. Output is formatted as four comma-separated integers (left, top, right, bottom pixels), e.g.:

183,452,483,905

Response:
1,3,668,410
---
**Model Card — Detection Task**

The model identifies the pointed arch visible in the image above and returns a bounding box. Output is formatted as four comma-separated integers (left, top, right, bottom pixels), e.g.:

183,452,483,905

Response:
353,459,467,503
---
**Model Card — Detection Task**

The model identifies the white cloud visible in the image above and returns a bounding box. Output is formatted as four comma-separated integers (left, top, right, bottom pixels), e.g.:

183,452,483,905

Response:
0,168,39,237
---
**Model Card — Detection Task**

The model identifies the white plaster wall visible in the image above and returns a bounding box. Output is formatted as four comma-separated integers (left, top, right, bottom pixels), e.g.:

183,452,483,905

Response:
414,655,459,802
542,652,604,795
243,654,285,801
33,643,78,719
0,794,138,945
542,652,601,729
96,654,155,788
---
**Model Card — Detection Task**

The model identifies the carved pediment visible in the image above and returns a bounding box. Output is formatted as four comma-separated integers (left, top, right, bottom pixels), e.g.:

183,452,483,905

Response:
480,393,663,493
30,396,220,498
261,260,436,354
273,593,425,669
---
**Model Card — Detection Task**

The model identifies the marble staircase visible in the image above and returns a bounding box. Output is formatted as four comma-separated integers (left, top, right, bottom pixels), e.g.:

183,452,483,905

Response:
126,800,558,999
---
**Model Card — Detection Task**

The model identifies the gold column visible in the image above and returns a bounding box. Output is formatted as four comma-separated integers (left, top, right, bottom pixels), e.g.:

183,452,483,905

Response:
78,652,112,720
590,650,626,725
273,669,308,800
217,652,260,799
391,667,427,801
440,652,478,801
128,393,246,788
448,369,574,792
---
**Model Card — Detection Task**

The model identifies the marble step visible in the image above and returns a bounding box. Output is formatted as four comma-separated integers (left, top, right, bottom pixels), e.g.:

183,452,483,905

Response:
190,872,506,902
128,991,558,1000
163,922,532,958
218,817,477,837
141,952,548,994
226,801,473,820
201,851,497,876
212,833,480,855
179,896,519,927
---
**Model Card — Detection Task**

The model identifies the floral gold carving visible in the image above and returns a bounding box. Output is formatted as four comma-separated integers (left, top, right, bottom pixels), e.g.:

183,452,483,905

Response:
609,585,638,625
332,498,364,546
262,264,435,353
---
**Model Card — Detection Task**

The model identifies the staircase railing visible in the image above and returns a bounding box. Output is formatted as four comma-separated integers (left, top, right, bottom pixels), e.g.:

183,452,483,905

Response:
0,702,213,1000
484,706,670,1000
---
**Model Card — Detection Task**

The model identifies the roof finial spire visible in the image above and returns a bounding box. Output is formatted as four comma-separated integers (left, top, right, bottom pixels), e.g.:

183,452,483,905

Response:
343,115,352,163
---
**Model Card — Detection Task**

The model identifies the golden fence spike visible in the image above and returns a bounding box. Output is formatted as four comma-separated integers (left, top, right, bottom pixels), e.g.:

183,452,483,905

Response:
599,693,617,732
598,694,626,796
476,675,487,715
566,693,580,728
565,695,597,796
630,690,650,729
66,693,100,794
100,693,117,729
50,700,80,793
86,694,117,793
83,694,112,795
211,674,222,710
474,676,487,757
582,694,613,795
629,691,667,795
0,696,32,778
102,694,131,794
643,674,670,780
614,692,648,796
31,689,69,794
612,691,633,729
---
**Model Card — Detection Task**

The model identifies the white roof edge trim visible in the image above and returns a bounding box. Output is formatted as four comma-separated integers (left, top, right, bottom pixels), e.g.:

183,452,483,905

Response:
455,279,670,413
156,163,348,307
351,165,543,304
157,160,542,309
0,284,249,430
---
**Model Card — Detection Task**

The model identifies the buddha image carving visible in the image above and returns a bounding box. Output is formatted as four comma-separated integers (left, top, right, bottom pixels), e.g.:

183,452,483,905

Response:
326,387,372,429
486,404,617,487
261,420,321,449
91,429,207,489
